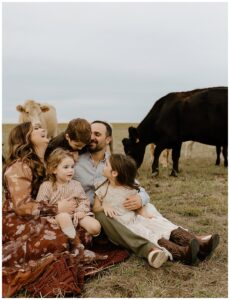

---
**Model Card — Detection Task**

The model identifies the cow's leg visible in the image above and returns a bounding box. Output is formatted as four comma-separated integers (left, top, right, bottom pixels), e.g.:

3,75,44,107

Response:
215,146,221,166
171,142,182,177
151,145,165,176
222,145,228,167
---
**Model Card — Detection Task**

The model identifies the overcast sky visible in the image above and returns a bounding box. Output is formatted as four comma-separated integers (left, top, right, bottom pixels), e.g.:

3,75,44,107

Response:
2,2,228,123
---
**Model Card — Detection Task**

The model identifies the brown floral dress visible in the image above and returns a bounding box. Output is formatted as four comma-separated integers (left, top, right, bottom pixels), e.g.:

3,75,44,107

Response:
2,160,92,296
2,160,130,297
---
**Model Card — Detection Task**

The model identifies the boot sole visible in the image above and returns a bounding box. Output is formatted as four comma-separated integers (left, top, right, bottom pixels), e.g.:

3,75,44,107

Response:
205,234,220,260
198,234,220,261
190,239,200,265
148,250,168,268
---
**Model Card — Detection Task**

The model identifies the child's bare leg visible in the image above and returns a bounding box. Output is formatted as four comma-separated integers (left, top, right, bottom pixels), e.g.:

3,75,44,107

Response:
56,212,76,239
137,207,154,218
79,216,101,236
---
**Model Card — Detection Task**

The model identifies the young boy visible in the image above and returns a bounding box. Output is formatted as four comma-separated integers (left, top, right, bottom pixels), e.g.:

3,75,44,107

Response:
45,118,91,160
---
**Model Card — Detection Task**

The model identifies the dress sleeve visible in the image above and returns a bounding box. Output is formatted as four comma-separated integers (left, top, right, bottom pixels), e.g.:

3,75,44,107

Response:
74,182,91,214
94,184,106,202
36,181,51,202
4,161,58,217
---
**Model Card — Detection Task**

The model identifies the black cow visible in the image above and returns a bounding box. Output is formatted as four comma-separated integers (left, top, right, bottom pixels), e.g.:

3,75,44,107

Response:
122,87,228,176
215,145,228,167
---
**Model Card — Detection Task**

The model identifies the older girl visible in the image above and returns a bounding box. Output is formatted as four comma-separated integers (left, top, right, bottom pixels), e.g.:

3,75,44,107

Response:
93,154,219,267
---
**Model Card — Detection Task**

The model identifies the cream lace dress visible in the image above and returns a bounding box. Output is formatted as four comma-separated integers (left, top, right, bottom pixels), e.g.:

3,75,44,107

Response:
95,181,179,259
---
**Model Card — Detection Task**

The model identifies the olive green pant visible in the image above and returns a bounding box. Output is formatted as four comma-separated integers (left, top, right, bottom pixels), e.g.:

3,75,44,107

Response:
95,211,155,259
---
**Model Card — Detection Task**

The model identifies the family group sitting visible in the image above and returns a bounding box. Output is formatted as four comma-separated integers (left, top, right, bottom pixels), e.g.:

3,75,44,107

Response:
2,118,220,297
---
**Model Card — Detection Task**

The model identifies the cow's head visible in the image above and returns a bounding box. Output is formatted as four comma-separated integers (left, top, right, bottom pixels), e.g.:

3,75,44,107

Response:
16,100,50,124
122,127,146,168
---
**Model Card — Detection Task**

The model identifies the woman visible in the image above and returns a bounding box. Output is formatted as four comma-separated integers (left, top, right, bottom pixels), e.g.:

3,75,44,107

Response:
2,122,105,297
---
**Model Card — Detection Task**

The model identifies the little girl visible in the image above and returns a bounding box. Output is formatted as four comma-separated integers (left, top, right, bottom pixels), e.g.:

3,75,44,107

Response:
36,148,101,242
93,153,219,268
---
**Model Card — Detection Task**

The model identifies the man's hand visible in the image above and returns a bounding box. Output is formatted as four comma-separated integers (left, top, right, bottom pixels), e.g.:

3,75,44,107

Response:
123,194,142,211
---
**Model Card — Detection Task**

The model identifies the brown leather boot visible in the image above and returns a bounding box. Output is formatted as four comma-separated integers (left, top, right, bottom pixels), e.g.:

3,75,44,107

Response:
158,237,199,265
170,227,220,261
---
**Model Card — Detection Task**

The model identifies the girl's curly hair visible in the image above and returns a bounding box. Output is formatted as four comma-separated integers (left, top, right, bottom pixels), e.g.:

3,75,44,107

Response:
46,148,75,189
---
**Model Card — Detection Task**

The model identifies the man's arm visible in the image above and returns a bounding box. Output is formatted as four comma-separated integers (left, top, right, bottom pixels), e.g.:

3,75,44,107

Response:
138,186,150,206
123,186,150,211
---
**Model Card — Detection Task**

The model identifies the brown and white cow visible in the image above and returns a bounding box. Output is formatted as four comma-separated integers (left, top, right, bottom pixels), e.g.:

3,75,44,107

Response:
16,100,58,138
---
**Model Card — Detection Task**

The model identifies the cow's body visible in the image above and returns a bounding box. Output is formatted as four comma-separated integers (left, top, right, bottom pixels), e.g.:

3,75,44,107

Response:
16,100,58,138
122,87,228,176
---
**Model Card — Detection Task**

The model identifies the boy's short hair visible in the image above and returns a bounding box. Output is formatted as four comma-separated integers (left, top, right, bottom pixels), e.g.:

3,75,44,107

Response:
65,118,91,144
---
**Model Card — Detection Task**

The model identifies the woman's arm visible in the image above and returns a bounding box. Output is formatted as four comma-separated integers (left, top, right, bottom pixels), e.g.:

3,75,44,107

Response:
4,161,58,217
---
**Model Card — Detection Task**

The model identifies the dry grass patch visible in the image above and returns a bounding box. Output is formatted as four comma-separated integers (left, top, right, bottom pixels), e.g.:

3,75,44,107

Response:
2,123,228,298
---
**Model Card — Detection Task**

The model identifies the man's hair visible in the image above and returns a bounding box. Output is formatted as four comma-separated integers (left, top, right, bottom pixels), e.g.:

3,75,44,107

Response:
65,118,91,144
91,120,112,137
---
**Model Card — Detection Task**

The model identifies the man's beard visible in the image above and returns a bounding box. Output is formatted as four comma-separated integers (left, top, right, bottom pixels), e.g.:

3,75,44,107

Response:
88,142,103,153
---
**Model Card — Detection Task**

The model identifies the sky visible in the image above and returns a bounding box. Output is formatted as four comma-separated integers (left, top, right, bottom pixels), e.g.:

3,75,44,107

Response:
2,1,228,123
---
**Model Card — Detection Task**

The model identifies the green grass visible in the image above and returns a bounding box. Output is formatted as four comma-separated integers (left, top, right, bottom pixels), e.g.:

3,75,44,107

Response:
2,123,228,298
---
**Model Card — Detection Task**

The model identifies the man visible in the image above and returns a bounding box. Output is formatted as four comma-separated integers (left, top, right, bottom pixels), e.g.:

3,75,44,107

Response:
74,120,149,208
73,120,168,267
74,121,198,267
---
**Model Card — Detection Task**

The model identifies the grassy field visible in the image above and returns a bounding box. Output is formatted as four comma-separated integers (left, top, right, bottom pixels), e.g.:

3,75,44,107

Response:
2,123,228,298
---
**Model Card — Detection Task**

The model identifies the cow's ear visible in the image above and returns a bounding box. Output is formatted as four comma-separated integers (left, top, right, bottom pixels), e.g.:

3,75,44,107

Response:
16,105,25,112
40,105,50,112
128,127,139,143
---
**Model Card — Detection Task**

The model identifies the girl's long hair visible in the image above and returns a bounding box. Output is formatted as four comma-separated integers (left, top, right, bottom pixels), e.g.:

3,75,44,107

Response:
3,122,46,198
109,153,140,190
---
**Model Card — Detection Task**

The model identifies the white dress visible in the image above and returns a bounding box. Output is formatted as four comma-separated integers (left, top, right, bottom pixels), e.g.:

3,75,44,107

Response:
95,181,179,259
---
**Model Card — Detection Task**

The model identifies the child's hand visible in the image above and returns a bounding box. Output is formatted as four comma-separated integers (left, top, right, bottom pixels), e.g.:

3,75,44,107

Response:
73,213,78,226
75,211,85,220
103,203,118,218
